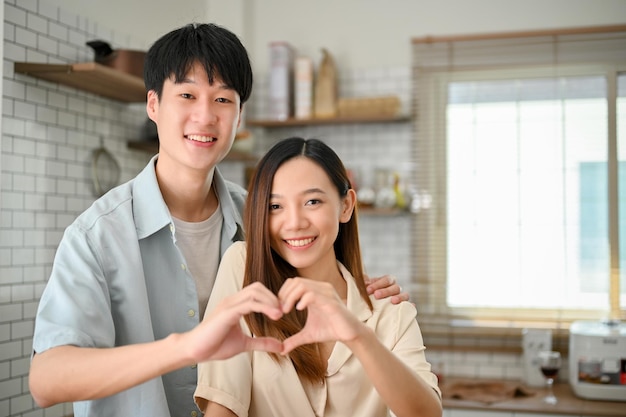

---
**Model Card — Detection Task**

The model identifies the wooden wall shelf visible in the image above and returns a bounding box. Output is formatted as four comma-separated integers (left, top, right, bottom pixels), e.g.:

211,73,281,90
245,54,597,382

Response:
246,114,410,128
14,62,146,103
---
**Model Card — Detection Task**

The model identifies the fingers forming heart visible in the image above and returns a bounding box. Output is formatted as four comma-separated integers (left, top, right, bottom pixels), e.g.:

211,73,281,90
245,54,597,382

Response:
274,277,363,355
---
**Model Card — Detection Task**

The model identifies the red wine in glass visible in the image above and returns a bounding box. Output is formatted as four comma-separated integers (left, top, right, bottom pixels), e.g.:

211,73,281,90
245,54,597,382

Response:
538,351,561,405
540,366,559,378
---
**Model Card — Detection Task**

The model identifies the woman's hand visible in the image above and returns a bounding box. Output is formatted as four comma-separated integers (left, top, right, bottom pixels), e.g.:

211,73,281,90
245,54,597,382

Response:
278,278,364,354
276,278,443,417
187,282,284,362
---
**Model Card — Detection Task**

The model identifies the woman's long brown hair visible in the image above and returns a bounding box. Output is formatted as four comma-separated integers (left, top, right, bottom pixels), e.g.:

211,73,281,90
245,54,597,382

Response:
243,137,373,385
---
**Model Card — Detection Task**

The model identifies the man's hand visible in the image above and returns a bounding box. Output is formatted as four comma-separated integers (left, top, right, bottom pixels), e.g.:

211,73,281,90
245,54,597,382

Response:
364,274,409,304
188,282,284,362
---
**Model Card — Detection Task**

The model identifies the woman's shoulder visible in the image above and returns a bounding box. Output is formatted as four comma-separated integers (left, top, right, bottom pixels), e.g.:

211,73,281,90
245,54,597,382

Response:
227,240,246,252
219,242,247,278
213,242,247,296
223,240,247,260
370,295,418,327
366,297,424,349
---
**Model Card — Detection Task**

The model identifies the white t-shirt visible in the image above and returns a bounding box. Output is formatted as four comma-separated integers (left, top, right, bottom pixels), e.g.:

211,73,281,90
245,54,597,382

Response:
172,205,223,319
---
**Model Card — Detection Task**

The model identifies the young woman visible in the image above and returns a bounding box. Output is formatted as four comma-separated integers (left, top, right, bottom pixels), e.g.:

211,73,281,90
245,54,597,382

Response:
194,137,442,417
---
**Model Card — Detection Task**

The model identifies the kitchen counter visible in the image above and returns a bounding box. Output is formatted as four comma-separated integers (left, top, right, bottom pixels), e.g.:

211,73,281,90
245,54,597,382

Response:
441,378,625,416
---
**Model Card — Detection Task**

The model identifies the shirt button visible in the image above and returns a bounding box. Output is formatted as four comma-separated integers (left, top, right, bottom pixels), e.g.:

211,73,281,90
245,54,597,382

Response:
181,264,186,271
191,411,198,417
188,309,195,317
190,364,197,369
169,224,174,232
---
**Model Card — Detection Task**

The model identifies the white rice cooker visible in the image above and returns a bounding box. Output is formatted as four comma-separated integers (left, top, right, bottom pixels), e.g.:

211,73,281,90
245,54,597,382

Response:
568,320,626,401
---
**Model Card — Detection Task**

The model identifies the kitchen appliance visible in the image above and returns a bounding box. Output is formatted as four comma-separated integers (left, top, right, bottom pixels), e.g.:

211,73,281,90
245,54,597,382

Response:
86,40,146,79
568,320,626,401
522,328,553,387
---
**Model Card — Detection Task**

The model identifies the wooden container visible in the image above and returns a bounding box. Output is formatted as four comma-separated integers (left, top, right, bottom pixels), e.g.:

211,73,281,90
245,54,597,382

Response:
337,96,401,118
314,48,338,119
86,40,146,79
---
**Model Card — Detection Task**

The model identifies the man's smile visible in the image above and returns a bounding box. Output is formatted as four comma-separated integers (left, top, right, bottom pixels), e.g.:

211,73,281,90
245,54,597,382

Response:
186,134,217,143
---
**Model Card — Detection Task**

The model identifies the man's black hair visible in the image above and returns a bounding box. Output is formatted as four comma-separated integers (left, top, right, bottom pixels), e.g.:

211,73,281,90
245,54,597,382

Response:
144,23,253,105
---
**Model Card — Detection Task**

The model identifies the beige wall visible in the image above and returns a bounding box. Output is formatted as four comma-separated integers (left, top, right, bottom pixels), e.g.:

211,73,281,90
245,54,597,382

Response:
41,0,626,71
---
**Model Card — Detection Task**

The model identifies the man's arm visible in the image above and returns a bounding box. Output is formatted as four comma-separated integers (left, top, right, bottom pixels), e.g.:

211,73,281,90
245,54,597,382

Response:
29,337,191,407
30,282,283,408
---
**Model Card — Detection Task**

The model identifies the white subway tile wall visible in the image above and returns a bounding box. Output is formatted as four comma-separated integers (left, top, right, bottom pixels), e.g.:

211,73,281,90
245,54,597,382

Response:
2,0,151,415
0,2,565,417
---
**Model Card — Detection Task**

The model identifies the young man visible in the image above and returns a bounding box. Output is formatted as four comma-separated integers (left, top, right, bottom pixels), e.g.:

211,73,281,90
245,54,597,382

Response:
28,23,406,417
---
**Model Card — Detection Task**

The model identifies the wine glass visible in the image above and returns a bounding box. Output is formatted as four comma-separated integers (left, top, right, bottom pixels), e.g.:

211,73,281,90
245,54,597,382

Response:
538,350,561,405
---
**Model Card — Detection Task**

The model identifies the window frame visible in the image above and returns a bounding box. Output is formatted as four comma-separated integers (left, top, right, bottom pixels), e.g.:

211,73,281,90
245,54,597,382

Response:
412,63,626,350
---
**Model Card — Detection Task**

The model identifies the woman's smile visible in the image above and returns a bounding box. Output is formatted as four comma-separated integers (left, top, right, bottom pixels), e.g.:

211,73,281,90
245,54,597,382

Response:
284,237,316,248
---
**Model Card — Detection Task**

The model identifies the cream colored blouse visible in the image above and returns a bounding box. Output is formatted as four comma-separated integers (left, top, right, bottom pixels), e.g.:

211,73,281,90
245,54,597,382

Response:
194,241,440,417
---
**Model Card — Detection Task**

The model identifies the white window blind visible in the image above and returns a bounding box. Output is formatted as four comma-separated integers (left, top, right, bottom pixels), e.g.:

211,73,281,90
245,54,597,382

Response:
411,26,626,350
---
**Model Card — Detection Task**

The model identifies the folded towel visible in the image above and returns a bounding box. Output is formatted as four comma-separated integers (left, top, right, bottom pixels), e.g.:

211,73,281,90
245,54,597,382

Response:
443,380,536,404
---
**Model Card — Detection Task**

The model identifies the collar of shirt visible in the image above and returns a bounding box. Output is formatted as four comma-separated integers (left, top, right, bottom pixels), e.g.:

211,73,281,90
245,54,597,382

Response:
132,155,244,244
327,263,374,377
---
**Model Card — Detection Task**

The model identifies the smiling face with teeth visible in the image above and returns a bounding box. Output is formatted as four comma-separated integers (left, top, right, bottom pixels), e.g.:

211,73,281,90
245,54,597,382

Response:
268,156,356,279
146,61,242,182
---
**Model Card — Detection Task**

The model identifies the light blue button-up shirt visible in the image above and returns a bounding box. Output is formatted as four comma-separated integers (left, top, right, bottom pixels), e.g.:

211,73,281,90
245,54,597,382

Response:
33,155,246,417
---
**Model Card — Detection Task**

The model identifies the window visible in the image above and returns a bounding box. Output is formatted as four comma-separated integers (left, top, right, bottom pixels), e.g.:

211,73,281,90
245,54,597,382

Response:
411,26,626,348
446,70,625,311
